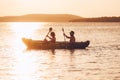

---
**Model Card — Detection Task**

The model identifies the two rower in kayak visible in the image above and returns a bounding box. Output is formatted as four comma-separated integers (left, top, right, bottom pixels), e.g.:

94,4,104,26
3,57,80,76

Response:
45,29,75,43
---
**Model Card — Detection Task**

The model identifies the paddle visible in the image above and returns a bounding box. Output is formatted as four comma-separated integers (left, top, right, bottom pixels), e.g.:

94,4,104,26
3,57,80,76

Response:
44,27,52,40
62,28,66,42
62,28,67,48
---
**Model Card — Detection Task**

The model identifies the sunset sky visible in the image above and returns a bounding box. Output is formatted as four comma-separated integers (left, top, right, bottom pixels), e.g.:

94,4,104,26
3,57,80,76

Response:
0,0,120,17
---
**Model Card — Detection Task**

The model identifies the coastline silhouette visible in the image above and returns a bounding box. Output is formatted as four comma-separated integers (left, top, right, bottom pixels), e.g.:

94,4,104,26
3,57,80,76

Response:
0,14,119,22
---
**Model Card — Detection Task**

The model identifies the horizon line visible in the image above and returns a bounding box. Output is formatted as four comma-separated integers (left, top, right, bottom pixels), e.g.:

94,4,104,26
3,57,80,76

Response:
0,13,120,18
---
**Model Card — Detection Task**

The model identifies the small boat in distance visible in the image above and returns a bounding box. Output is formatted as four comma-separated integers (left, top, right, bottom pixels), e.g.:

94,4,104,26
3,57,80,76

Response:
22,38,90,49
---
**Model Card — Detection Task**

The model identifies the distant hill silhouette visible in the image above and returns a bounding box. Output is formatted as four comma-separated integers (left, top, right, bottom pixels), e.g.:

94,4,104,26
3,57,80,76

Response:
0,14,81,22
0,14,119,22
70,17,120,22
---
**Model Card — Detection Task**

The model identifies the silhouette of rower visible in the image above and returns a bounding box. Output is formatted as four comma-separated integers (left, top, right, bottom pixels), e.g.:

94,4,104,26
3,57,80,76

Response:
63,31,75,43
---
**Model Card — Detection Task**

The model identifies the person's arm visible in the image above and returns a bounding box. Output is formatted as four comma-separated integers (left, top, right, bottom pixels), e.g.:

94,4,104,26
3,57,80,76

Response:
63,33,70,38
47,35,52,40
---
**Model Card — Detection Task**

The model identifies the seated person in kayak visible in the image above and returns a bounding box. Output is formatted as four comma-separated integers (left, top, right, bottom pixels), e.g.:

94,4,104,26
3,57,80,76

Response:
46,32,56,43
63,31,75,43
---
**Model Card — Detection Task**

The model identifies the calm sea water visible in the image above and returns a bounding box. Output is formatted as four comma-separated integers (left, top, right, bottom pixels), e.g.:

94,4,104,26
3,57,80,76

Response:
0,22,120,80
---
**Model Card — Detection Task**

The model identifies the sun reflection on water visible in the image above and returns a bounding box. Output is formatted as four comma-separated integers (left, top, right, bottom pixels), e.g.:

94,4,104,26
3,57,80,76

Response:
9,22,44,49
10,22,44,38
12,51,38,80
8,22,45,80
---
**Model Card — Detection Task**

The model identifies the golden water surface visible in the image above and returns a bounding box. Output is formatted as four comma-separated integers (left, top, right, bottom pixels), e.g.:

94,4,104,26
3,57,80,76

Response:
0,22,120,80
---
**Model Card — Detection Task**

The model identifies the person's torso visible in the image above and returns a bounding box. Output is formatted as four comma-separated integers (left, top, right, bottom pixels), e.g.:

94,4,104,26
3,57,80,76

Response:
70,36,75,42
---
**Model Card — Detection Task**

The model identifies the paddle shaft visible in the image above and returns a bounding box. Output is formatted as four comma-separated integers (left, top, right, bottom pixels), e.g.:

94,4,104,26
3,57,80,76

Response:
62,28,67,48
44,27,52,40
62,28,66,42
45,31,50,38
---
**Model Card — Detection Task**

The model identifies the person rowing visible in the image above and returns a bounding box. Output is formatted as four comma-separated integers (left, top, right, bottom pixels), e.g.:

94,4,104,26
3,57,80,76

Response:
44,27,56,43
46,32,56,43
63,30,75,43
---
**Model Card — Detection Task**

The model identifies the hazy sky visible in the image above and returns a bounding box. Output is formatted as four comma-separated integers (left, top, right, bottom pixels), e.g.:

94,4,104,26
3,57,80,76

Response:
0,0,120,17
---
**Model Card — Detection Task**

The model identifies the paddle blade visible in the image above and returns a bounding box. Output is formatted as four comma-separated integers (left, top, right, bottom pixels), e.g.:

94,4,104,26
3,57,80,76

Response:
62,28,64,32
49,27,52,32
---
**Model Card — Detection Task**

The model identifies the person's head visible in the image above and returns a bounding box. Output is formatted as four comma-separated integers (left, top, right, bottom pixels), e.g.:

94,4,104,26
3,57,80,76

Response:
70,31,74,36
50,32,55,37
